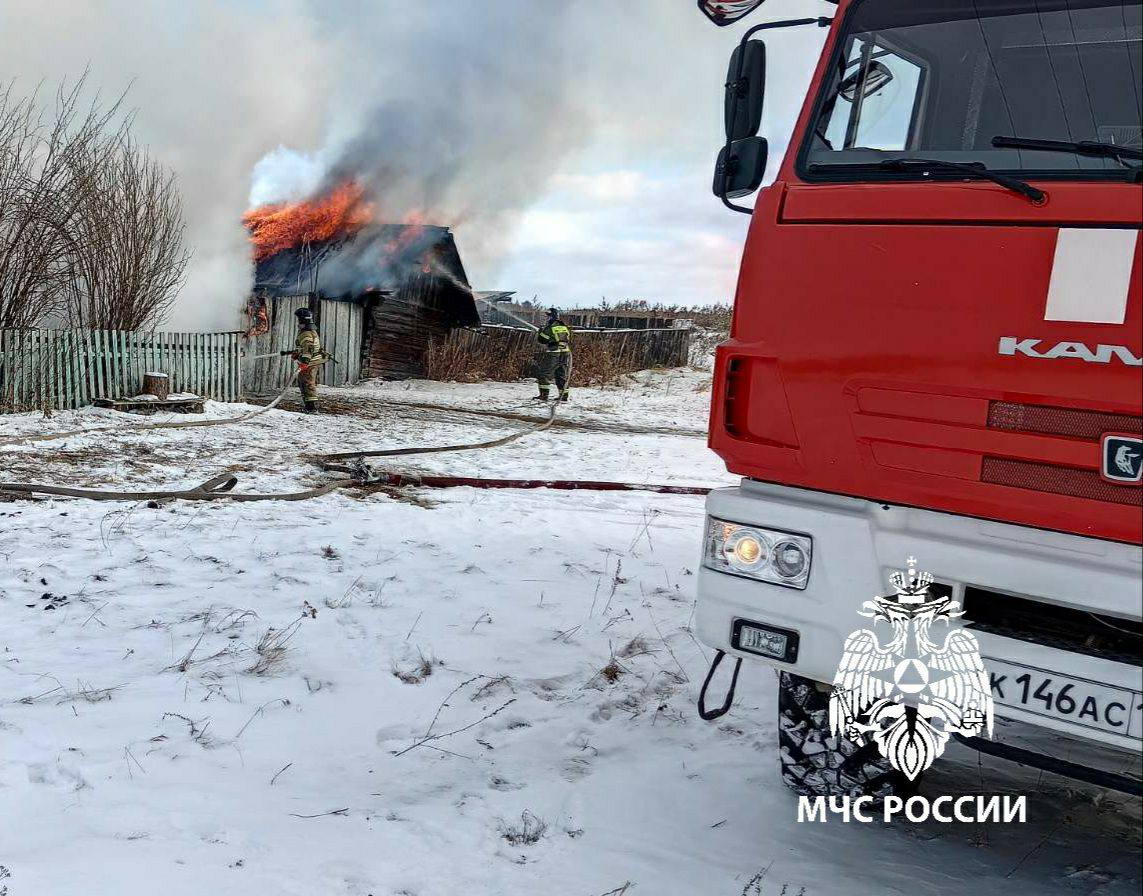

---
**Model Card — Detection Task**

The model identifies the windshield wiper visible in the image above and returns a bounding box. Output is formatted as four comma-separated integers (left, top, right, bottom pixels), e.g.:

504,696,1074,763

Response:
992,135,1143,166
875,158,1045,203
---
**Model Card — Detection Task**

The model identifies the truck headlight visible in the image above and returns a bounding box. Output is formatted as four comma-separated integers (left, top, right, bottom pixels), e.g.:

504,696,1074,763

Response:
703,517,812,589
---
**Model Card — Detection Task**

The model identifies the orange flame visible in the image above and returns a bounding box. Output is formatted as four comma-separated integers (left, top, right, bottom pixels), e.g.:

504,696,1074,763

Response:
243,182,374,261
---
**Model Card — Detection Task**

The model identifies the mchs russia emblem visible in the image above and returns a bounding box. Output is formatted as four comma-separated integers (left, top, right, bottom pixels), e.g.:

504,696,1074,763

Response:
830,558,993,781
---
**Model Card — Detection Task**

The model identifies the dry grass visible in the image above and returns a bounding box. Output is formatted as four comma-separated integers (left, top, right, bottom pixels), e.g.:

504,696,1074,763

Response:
571,338,638,387
423,333,533,383
246,614,307,676
392,652,436,685
498,810,548,846
422,329,653,384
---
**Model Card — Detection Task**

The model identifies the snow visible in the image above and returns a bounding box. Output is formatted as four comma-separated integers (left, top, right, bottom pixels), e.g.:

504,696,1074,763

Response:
2,370,1139,896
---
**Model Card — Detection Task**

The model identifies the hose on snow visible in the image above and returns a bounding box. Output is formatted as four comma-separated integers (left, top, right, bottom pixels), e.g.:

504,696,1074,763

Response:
0,373,712,503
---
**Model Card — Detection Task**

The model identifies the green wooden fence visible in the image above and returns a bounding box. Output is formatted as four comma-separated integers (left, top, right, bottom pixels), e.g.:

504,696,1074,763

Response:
0,328,242,413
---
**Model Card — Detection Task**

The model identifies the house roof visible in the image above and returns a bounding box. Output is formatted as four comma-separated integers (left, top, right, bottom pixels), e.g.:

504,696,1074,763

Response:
254,224,478,326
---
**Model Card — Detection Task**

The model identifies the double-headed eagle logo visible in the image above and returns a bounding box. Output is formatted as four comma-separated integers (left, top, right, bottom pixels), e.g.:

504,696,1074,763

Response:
829,557,993,781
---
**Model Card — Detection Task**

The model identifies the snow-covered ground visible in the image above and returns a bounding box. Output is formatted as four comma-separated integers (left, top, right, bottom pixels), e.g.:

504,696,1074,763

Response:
1,371,1139,896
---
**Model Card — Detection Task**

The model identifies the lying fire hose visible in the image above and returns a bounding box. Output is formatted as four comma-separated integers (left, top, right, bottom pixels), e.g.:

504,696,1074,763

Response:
0,366,306,450
317,402,559,461
0,472,352,503
320,467,712,497
0,361,712,503
0,393,712,502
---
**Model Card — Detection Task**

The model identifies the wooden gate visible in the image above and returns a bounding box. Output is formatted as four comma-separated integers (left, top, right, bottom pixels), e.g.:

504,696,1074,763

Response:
242,297,363,395
317,298,363,387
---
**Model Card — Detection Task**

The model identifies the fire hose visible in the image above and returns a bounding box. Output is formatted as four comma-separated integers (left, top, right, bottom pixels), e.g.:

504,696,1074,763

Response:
0,351,346,451
0,379,714,503
0,366,306,450
0,472,352,503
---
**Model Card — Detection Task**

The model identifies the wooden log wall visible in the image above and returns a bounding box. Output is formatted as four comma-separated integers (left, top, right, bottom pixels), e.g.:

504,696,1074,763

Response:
0,328,241,414
362,275,461,380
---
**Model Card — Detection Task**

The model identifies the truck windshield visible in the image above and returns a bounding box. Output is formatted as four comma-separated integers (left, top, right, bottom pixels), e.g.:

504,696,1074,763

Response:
802,0,1142,178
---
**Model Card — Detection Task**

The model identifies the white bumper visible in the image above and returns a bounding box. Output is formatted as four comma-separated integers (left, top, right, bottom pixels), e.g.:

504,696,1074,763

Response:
695,479,1143,755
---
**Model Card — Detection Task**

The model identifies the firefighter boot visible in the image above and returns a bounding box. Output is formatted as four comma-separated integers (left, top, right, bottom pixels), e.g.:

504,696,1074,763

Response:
559,391,570,402
533,389,550,401
303,400,318,414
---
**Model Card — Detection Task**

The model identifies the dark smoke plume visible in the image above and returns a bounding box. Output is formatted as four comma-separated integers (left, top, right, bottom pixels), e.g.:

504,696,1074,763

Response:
252,2,592,281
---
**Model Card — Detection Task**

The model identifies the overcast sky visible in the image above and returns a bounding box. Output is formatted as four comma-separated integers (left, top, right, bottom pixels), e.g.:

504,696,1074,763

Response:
1,0,833,328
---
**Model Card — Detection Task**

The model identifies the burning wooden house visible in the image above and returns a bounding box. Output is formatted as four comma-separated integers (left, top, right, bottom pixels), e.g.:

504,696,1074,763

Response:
242,186,479,389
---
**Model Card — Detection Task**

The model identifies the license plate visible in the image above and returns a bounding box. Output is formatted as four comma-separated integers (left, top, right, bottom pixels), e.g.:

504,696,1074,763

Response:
985,657,1143,742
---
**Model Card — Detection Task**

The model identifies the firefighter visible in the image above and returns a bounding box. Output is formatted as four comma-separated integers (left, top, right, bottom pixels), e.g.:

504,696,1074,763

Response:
293,307,322,413
535,307,572,402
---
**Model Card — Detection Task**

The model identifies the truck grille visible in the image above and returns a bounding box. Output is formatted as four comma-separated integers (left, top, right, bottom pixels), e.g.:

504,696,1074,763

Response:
983,402,1142,506
988,401,1141,440
962,586,1142,665
981,457,1142,506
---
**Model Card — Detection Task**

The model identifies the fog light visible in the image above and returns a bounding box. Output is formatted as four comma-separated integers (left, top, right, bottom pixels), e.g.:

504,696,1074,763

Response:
742,627,787,657
732,619,800,663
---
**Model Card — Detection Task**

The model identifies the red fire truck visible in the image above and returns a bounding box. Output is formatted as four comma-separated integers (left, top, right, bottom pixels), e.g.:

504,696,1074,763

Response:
695,0,1142,797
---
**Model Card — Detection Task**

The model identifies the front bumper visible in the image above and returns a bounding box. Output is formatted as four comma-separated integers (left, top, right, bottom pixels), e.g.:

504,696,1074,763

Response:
695,479,1143,754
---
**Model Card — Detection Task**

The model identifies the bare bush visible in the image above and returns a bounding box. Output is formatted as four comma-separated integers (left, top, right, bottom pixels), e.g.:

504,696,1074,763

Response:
423,331,533,383
0,75,187,332
61,135,189,330
596,298,732,332
498,811,548,846
0,77,121,328
424,329,649,388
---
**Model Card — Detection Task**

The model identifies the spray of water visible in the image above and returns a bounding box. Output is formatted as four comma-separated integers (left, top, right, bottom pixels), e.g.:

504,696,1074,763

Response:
473,295,539,332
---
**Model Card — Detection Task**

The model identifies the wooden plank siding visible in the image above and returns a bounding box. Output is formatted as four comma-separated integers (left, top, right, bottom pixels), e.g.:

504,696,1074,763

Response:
317,298,363,387
241,296,363,395
0,328,242,414
241,296,308,395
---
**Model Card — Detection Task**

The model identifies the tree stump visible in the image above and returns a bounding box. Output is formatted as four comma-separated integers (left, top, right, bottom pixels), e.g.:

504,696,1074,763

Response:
142,371,170,400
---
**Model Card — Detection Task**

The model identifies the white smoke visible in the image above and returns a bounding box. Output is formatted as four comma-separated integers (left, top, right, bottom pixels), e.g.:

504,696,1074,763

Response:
1,0,334,331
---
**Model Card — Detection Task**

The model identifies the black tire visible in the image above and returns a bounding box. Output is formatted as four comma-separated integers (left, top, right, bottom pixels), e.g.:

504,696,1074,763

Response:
778,671,906,799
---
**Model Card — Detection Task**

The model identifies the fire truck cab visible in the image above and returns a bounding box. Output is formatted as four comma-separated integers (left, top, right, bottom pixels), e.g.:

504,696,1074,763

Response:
696,0,1142,796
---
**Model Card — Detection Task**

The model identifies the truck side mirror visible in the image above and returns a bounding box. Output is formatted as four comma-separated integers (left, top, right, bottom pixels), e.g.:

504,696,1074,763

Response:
713,136,769,199
725,40,766,140
699,0,769,27
839,59,894,102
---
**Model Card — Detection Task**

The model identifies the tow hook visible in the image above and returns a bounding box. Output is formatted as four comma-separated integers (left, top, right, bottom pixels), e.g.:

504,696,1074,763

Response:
697,650,743,721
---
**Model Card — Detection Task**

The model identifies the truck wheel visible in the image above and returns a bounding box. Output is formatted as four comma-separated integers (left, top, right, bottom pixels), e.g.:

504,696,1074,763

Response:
778,671,904,798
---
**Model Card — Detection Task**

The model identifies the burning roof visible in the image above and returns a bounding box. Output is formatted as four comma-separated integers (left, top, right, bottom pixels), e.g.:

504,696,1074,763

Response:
245,183,479,327
244,182,373,263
